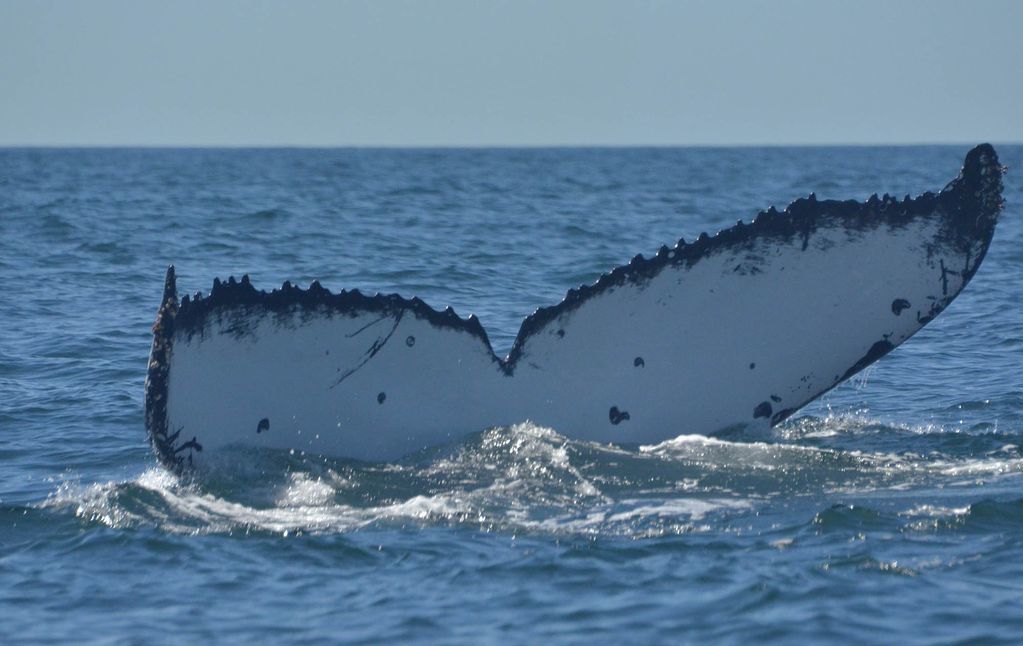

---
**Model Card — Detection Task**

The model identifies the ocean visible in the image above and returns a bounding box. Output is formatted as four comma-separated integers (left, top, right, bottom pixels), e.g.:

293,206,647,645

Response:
1,145,1021,643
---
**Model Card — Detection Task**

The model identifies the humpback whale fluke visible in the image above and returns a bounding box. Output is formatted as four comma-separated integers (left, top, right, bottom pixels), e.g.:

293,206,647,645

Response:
145,145,1004,471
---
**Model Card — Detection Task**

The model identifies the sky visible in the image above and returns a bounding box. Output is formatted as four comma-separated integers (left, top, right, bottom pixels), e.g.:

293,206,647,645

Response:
1,0,1020,147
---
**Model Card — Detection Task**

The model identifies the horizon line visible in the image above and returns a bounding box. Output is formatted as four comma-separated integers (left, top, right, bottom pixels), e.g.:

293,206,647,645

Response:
0,140,1019,150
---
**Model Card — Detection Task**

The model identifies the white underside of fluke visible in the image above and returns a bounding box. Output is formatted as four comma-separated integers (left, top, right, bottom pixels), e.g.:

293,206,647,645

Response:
166,215,969,462
146,145,1003,468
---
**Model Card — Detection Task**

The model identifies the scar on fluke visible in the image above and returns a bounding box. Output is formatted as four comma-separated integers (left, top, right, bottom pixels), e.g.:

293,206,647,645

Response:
331,312,405,389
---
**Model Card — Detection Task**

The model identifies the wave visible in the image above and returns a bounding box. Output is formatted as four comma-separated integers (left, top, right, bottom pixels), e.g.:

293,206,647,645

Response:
40,416,1023,539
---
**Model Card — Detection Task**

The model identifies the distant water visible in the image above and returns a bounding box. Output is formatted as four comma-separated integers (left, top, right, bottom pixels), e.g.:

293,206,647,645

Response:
2,146,1022,643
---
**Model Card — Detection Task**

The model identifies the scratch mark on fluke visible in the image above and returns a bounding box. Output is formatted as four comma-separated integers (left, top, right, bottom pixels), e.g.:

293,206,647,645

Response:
331,312,404,388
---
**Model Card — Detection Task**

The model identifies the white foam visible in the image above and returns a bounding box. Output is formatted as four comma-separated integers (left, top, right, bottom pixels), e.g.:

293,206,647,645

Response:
900,504,971,518
40,418,1023,538
277,473,335,508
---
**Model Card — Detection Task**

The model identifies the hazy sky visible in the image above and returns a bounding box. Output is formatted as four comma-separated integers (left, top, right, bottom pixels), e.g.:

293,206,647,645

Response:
1,0,1020,146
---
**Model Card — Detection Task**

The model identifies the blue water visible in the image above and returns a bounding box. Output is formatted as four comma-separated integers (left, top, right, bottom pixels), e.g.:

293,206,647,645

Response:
2,146,1022,643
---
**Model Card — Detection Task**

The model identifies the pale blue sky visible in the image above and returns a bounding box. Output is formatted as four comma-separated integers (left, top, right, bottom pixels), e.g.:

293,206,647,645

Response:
1,0,1020,146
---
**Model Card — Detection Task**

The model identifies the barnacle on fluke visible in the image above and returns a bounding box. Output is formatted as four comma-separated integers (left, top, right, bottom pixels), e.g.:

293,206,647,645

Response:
146,145,1004,472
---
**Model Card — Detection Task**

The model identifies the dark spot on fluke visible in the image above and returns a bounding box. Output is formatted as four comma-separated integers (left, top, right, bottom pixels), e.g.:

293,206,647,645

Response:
754,401,773,419
749,362,756,370
405,335,416,347
891,298,911,315
633,357,645,367
609,406,630,425
556,329,565,338
377,392,386,404
257,417,270,433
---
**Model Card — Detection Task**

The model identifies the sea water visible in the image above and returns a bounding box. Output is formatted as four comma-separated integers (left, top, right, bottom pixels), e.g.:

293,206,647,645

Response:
1,146,1021,642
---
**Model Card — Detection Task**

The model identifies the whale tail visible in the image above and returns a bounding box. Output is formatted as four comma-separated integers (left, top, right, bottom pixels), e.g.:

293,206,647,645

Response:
146,145,1004,472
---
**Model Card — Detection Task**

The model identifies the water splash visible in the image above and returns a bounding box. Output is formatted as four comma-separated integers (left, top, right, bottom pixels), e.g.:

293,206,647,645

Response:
40,417,1023,540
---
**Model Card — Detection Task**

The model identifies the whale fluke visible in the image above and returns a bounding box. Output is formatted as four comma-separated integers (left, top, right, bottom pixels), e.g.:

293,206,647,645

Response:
146,145,1004,471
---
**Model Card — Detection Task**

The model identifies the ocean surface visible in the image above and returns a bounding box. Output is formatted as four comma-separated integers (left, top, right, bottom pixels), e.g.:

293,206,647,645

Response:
1,145,1021,643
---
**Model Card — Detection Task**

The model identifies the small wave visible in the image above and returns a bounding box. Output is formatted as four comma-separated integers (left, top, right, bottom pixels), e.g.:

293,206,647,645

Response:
561,224,601,238
945,399,996,412
953,498,1023,530
36,212,77,238
898,498,1023,535
73,240,137,265
384,185,443,198
818,553,919,577
640,431,918,496
811,504,898,533
243,207,292,221
900,503,972,518
780,412,1023,461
